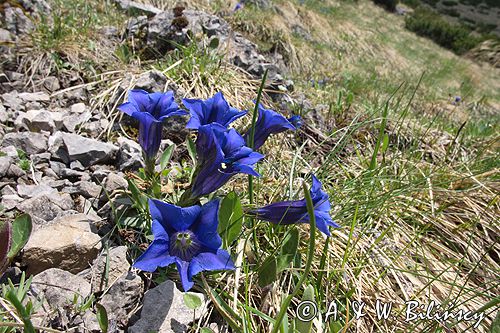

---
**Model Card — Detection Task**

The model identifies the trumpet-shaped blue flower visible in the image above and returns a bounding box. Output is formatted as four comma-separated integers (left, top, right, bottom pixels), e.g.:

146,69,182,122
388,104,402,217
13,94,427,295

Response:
248,175,338,236
133,199,235,291
118,90,187,159
183,92,247,130
192,124,264,198
233,2,243,12
245,103,301,150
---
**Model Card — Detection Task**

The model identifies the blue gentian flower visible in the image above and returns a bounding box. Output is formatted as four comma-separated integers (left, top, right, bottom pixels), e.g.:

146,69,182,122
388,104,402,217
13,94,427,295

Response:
192,124,264,198
248,175,338,236
183,92,247,130
233,2,243,12
118,90,187,159
288,115,303,128
245,103,301,150
133,198,235,291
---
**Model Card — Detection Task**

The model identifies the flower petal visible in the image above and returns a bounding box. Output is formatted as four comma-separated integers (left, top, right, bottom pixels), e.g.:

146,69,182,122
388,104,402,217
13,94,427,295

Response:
192,169,232,197
128,89,151,113
138,117,162,159
189,249,235,278
191,199,222,250
149,199,202,232
117,102,137,117
132,239,176,272
183,98,205,129
183,93,246,129
231,164,260,177
176,259,194,291
314,211,333,237
247,104,297,149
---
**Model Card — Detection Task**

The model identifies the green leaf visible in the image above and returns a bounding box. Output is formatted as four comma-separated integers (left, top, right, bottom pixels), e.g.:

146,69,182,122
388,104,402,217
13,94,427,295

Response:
160,144,176,170
277,228,299,272
381,133,389,153
96,304,109,333
127,179,148,213
295,285,315,333
208,37,220,49
490,310,500,333
200,328,215,333
7,214,32,260
280,310,289,333
369,100,390,170
5,289,35,333
187,136,197,165
0,221,12,276
201,277,242,332
258,257,277,287
183,292,203,310
329,321,344,333
218,192,243,247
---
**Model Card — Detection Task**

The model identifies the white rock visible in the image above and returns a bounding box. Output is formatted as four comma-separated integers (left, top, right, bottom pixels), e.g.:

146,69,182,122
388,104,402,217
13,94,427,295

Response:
31,268,91,309
128,280,206,333
22,213,101,275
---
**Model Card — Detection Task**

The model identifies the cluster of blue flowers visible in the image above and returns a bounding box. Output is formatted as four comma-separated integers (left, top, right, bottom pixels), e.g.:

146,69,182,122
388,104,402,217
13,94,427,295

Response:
118,89,338,291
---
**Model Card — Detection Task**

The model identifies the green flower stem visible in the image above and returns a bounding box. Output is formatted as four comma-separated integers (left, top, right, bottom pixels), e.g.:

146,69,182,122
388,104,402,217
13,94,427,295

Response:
247,69,268,258
144,154,156,180
270,180,317,333
247,68,268,205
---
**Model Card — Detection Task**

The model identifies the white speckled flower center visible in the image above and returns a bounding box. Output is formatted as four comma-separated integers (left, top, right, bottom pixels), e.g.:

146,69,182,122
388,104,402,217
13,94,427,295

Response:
170,230,200,261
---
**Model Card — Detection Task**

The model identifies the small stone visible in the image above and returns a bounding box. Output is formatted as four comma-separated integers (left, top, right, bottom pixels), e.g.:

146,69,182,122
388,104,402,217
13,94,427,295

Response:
0,28,13,43
17,192,74,223
117,137,143,171
103,173,128,194
65,181,101,198
70,103,87,113
40,178,70,190
1,91,24,112
4,6,35,35
80,120,107,137
83,246,130,292
49,160,66,175
16,184,57,198
5,71,24,82
18,92,50,102
7,164,26,178
81,311,105,332
1,145,18,158
43,76,60,92
134,70,167,92
60,168,86,180
21,109,64,132
70,160,85,171
0,103,8,123
128,280,206,333
1,194,23,210
80,181,102,198
114,0,162,17
48,132,118,166
62,111,92,133
31,268,91,309
31,152,51,165
100,272,143,326
23,214,102,275
92,168,111,183
0,156,12,177
1,132,48,155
